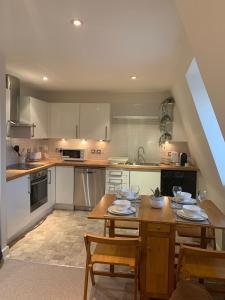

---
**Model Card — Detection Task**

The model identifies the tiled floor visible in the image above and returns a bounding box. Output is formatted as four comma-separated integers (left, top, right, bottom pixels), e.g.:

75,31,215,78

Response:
9,210,105,267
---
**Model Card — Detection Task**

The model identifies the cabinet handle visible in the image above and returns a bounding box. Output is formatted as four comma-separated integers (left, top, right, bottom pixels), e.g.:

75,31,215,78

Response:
32,124,35,137
105,126,108,140
28,176,31,194
75,125,79,139
6,120,10,137
48,170,52,184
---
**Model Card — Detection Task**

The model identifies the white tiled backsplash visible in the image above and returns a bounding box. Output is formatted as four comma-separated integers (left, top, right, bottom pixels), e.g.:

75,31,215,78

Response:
6,120,191,166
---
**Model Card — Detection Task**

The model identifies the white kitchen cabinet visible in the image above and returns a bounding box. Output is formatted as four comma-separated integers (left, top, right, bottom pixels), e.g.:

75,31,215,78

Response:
20,97,49,138
6,175,30,240
48,167,56,207
79,103,111,140
129,170,161,195
55,166,74,209
30,97,49,138
49,103,79,139
105,169,129,194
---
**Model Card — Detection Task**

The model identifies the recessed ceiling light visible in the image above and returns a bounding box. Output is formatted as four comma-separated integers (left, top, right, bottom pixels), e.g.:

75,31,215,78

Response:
43,76,48,81
131,76,137,80
72,19,83,27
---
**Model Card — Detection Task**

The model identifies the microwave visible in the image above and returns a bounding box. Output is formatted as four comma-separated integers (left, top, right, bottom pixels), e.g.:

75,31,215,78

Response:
61,149,86,161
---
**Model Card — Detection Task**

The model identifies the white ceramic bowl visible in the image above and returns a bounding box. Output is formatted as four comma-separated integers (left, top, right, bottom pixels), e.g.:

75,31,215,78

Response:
182,205,201,217
112,204,130,212
176,192,192,202
113,199,130,207
150,196,164,209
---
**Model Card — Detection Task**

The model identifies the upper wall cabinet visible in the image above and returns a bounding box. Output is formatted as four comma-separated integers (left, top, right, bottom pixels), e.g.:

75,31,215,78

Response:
20,97,49,139
79,103,111,140
48,103,79,139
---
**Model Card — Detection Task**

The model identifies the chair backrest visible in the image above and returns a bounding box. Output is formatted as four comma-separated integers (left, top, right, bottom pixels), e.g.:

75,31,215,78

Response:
84,233,141,262
84,233,141,246
177,245,225,281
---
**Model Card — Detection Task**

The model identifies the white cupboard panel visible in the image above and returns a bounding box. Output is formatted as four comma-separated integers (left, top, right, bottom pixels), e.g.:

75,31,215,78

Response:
56,167,74,206
49,103,79,139
79,103,110,140
6,175,30,240
30,97,49,138
130,171,161,195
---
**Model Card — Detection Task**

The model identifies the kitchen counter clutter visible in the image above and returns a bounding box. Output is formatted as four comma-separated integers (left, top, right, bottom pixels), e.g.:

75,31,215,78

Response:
6,159,199,182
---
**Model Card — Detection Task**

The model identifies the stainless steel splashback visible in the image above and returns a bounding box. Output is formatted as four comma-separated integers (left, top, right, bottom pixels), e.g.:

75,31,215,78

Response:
6,74,20,123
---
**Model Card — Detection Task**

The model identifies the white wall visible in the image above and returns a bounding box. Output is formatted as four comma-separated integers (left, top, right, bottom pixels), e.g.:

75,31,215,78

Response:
0,52,7,253
175,0,225,138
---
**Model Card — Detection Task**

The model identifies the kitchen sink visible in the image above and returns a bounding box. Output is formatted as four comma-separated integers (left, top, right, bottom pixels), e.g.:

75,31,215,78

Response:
126,162,160,166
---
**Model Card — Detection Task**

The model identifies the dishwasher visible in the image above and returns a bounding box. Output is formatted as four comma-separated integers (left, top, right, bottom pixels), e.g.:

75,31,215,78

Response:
74,168,106,210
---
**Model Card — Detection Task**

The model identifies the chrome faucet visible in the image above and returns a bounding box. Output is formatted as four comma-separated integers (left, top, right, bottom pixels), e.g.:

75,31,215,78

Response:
137,146,145,163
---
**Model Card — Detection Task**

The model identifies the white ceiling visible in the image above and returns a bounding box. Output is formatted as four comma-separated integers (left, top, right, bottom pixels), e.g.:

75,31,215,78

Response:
0,0,186,91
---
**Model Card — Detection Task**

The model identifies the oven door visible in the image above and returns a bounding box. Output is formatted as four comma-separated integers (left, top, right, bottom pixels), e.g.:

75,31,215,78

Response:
30,176,48,212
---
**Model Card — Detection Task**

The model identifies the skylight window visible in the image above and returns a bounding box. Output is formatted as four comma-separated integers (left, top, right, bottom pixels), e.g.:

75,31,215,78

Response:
186,58,225,185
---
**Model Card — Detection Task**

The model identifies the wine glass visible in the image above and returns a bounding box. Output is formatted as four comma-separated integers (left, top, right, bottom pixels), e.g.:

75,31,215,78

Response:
172,186,182,209
131,185,140,199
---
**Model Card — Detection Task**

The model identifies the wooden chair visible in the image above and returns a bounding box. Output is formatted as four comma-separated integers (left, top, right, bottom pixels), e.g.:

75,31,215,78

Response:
177,245,225,295
176,226,216,249
83,233,141,300
103,220,139,237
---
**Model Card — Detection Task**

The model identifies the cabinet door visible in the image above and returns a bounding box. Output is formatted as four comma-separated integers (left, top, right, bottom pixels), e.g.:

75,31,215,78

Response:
49,103,79,139
6,175,30,240
146,236,169,296
79,103,110,140
129,171,160,195
30,97,49,138
48,167,56,207
56,167,74,206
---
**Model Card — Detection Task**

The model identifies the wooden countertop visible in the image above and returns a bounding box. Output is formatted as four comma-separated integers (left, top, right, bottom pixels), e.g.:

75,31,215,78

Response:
88,194,225,229
6,159,199,182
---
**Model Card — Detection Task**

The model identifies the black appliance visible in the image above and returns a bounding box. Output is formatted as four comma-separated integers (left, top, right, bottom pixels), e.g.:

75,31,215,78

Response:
30,169,48,212
180,153,187,166
161,170,197,198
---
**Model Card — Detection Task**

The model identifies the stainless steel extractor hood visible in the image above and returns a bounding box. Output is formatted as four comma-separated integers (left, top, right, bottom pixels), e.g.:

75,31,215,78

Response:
6,74,34,127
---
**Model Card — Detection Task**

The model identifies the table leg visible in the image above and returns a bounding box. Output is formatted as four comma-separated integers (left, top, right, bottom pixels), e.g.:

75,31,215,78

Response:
109,220,115,274
200,227,207,249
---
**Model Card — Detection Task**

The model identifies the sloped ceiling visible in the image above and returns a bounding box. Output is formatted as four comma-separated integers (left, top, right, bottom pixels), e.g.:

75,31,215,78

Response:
0,0,185,91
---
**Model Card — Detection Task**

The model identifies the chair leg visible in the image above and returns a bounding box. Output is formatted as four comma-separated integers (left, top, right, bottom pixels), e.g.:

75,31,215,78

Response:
134,267,138,300
83,265,89,300
90,264,95,286
103,220,107,236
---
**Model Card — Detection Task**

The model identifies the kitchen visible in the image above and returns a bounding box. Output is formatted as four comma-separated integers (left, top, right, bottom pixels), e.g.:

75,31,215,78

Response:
0,1,225,300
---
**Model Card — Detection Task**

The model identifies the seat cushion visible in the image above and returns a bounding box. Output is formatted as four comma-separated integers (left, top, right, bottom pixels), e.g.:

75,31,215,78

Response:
92,243,136,267
170,281,213,300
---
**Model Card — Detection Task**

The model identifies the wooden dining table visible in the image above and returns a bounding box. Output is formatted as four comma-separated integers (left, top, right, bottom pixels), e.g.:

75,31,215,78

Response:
88,194,225,300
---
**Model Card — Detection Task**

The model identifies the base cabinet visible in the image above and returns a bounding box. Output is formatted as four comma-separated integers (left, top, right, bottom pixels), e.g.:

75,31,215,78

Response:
55,166,74,209
6,175,30,240
130,170,161,195
140,223,175,299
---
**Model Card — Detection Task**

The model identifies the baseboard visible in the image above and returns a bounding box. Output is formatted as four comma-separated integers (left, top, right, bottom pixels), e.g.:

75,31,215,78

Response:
54,203,74,210
2,245,9,257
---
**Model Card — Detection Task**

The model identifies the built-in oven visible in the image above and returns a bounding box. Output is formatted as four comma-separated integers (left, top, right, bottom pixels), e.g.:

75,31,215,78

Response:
30,169,48,212
60,148,86,161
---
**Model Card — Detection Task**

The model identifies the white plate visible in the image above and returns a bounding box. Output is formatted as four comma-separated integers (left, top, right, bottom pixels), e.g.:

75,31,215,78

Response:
172,197,197,205
108,205,136,215
126,196,139,201
177,209,208,221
